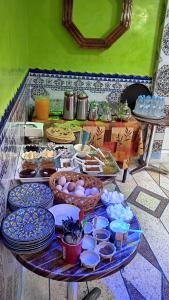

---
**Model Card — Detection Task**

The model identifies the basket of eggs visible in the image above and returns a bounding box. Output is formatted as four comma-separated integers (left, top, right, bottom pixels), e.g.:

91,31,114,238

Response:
49,172,103,211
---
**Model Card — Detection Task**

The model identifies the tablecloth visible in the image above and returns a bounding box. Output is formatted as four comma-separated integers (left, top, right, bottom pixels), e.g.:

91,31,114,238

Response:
41,117,143,170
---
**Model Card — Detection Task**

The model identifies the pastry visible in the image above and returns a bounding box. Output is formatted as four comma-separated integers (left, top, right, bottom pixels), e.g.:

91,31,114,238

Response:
46,127,75,143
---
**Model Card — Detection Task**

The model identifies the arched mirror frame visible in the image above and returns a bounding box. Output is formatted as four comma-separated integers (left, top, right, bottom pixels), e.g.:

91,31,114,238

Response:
62,0,133,49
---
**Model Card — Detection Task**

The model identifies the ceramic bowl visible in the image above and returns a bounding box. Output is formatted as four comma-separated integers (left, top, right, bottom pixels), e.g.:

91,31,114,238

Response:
93,229,110,243
74,144,91,158
95,241,116,261
82,235,96,251
40,149,57,160
92,216,109,229
101,190,125,207
49,204,80,227
106,204,133,223
21,151,40,162
80,250,100,271
83,222,93,235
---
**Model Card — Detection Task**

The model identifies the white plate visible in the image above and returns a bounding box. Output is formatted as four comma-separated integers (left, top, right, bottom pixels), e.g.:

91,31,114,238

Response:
49,204,80,227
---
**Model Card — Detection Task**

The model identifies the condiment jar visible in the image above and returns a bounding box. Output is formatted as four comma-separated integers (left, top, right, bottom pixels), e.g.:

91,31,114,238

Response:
63,91,75,120
88,101,98,121
100,102,112,122
76,93,88,120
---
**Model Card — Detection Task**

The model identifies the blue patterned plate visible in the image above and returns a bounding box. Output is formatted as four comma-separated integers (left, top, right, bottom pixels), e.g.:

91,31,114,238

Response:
2,206,55,243
8,183,54,209
3,233,55,254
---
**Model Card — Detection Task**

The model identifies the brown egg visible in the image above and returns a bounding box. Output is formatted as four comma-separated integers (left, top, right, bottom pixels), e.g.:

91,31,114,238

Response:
68,182,76,192
55,185,62,191
57,176,67,186
76,179,85,187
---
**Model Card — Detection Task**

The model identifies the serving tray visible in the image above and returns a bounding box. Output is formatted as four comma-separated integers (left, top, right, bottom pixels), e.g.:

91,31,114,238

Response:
15,144,79,183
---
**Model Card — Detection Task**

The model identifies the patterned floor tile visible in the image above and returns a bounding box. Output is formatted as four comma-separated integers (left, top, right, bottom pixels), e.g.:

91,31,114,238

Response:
127,186,169,218
116,171,137,199
21,268,49,300
136,191,160,211
138,235,162,272
88,272,129,300
133,171,167,198
147,170,160,185
51,281,88,300
129,204,169,282
122,253,161,300
160,204,169,233
123,277,146,300
159,174,169,192
162,275,169,300
161,186,169,198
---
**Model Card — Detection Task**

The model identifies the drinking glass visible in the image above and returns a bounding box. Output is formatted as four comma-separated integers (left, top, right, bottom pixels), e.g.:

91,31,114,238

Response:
35,96,50,121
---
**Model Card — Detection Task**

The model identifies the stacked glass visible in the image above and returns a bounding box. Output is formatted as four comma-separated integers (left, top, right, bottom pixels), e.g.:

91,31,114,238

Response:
134,96,165,118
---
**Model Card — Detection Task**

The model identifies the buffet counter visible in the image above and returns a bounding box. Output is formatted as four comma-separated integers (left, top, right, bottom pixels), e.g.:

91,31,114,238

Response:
33,116,143,172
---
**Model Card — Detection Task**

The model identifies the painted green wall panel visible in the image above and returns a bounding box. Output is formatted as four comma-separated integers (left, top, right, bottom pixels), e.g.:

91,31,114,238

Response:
27,0,163,75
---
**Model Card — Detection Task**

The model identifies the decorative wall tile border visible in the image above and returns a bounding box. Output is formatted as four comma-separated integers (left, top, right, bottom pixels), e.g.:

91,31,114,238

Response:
0,71,29,135
29,69,152,104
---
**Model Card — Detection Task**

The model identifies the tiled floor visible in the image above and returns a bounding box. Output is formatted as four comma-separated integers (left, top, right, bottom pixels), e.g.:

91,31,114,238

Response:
21,165,169,300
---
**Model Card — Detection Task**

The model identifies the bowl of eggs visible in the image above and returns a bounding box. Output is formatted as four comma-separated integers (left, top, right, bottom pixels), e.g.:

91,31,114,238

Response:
49,171,103,211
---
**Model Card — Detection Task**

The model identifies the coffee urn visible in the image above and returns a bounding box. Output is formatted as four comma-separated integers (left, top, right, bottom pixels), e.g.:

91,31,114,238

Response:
63,91,75,120
76,93,88,120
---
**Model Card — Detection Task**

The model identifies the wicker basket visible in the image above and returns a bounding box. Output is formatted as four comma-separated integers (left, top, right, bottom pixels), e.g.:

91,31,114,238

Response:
49,171,103,211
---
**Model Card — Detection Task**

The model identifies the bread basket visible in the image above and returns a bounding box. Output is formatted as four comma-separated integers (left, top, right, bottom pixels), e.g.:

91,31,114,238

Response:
49,171,103,211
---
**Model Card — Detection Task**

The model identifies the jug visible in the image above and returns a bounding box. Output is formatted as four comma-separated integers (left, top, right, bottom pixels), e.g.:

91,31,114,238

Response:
76,93,88,120
63,91,75,120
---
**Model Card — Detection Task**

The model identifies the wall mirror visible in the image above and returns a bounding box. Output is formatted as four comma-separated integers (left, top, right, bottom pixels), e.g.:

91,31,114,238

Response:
62,0,132,49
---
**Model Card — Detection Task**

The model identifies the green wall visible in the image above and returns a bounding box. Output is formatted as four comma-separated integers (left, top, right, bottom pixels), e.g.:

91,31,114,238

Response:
0,0,165,118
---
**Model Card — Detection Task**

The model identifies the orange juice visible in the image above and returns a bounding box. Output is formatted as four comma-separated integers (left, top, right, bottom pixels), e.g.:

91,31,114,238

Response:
35,96,49,121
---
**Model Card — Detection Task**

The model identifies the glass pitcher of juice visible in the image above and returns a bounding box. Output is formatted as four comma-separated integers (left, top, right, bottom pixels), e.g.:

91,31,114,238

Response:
35,96,50,121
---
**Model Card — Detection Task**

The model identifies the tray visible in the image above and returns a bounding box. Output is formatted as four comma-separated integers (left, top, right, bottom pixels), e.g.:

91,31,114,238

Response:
79,151,120,177
15,144,79,183
132,110,166,120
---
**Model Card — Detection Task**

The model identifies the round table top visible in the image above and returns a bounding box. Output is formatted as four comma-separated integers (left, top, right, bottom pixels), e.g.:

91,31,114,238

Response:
132,113,169,126
14,202,141,282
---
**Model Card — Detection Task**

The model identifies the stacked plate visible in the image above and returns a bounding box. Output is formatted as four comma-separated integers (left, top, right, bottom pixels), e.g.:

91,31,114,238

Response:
1,206,55,254
8,183,54,211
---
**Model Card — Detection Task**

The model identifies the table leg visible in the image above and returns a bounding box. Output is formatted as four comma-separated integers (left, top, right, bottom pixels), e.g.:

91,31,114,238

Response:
122,168,128,183
67,282,78,300
144,124,156,166
49,279,51,300
130,124,156,175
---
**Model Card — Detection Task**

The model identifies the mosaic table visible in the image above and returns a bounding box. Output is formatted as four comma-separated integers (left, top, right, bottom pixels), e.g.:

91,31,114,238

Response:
14,201,141,300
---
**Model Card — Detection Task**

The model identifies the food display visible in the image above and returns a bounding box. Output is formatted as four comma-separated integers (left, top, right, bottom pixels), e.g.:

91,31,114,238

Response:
41,149,56,159
93,229,110,242
21,151,40,161
106,204,133,222
95,242,116,261
15,144,77,182
49,171,103,211
101,190,125,206
54,175,100,197
46,126,75,143
92,216,109,229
